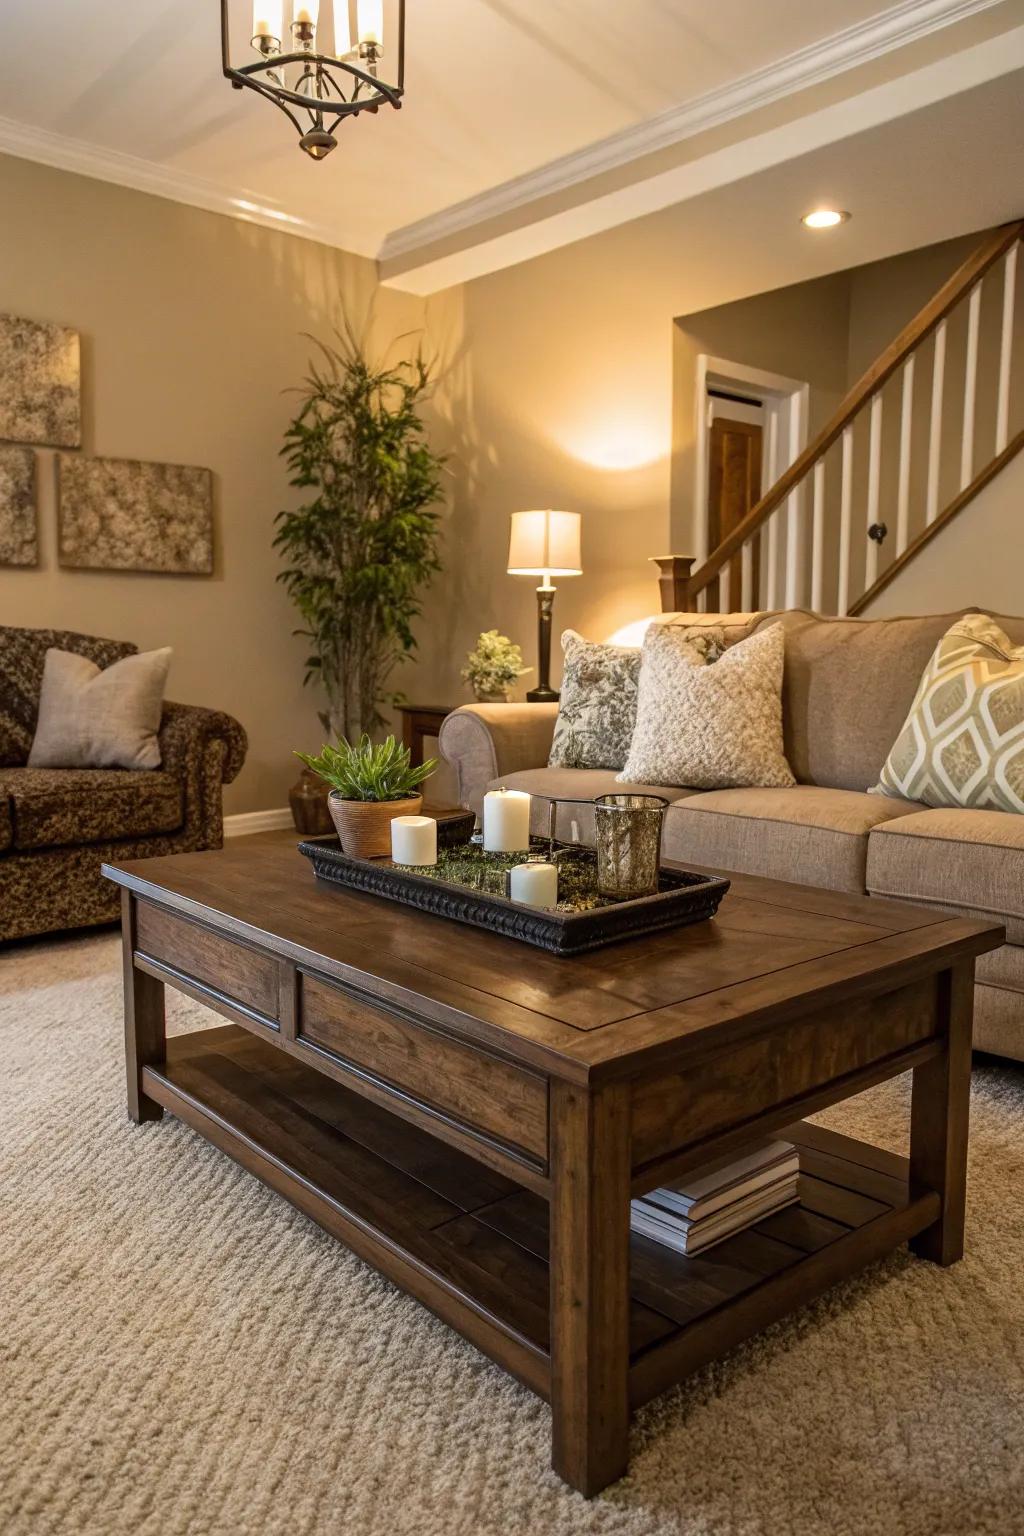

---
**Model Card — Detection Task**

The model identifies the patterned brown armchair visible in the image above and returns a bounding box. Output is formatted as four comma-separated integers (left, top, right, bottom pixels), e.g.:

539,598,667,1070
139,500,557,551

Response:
0,626,247,942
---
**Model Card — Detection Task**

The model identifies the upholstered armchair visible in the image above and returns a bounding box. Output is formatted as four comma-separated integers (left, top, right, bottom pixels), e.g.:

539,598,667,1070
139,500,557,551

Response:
0,626,247,943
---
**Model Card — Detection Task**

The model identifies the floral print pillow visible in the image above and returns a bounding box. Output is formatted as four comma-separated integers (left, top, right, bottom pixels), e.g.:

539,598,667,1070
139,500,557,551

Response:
549,627,725,771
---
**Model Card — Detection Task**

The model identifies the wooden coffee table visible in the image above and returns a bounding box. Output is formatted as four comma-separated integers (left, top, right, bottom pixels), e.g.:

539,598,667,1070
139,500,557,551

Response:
105,836,1002,1496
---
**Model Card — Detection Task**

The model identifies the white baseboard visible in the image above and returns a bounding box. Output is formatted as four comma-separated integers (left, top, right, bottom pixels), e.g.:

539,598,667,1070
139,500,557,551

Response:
223,808,295,837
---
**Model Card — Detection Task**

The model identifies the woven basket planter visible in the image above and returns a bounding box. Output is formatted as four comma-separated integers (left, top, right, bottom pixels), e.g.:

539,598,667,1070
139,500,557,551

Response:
327,791,424,859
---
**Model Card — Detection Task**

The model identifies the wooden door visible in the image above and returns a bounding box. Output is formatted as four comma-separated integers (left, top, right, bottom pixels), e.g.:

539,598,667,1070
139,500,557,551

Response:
706,415,763,611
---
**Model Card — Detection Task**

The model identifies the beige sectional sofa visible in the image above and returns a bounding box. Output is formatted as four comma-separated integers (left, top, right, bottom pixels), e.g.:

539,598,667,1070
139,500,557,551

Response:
438,608,1024,1062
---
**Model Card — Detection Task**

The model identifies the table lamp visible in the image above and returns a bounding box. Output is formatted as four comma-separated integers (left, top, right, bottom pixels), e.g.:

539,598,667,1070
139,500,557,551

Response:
507,510,582,703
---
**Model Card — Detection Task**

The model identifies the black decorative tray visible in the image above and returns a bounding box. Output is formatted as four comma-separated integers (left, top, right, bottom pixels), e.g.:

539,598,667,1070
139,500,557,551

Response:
297,833,730,956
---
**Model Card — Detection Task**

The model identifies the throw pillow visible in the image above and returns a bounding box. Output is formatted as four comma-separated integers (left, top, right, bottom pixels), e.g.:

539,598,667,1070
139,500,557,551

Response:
872,614,1024,812
618,621,795,790
29,647,172,771
549,627,726,771
0,627,136,766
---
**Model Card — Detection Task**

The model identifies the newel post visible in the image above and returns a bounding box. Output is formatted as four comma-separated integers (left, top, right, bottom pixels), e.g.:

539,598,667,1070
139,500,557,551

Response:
650,556,695,613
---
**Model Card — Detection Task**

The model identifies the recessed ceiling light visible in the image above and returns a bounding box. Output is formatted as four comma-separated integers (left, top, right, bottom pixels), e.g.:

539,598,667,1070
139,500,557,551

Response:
801,208,850,230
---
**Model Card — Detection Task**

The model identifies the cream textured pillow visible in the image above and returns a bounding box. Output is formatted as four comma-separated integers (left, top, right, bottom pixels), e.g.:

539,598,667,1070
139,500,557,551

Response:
872,614,1024,812
618,621,795,790
29,647,171,770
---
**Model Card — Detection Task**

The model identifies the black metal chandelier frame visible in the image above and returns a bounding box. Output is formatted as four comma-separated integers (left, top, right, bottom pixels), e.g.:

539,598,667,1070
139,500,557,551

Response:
220,0,405,159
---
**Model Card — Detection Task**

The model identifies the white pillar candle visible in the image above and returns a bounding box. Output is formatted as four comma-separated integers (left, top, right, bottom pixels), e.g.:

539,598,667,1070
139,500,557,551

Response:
391,815,437,867
509,862,558,910
482,788,531,853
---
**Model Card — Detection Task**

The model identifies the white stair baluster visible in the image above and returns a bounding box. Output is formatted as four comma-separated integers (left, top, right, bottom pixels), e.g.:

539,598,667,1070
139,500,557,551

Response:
997,243,1018,454
896,356,914,556
720,557,732,612
961,280,982,489
765,411,780,607
838,425,854,617
865,392,883,589
926,320,946,525
811,457,826,612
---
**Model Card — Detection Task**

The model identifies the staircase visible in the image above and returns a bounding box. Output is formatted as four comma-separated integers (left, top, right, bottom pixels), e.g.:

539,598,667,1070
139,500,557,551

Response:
661,220,1024,617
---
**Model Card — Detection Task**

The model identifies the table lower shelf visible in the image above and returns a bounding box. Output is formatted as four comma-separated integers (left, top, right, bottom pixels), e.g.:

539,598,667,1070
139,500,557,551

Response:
142,1023,941,1408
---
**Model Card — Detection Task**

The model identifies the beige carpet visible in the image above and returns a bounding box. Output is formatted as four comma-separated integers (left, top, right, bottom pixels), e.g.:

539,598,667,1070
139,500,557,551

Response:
2,933,1024,1536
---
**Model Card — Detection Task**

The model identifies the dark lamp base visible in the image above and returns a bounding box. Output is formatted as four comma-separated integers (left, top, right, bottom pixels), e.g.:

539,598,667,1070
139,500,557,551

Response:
526,686,560,704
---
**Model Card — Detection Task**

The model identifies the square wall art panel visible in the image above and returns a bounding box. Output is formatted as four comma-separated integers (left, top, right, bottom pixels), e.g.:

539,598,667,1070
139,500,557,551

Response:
57,454,214,575
0,445,37,566
0,314,81,448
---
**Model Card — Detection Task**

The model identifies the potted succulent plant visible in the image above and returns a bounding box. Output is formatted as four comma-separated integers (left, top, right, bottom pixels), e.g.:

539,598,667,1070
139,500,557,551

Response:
295,734,437,858
461,630,531,703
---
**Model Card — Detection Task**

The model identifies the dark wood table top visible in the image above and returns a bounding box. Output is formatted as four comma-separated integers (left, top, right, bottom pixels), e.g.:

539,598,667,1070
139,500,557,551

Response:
106,833,1002,1085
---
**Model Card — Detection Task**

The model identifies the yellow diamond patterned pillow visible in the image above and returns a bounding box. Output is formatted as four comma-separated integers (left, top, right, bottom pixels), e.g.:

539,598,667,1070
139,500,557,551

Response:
872,614,1024,812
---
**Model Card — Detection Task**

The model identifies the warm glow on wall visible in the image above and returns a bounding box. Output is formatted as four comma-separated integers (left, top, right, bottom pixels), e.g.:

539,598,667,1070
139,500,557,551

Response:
559,420,666,473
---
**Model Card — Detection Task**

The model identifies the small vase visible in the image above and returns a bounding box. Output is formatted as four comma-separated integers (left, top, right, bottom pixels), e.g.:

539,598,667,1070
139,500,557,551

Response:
289,768,334,835
473,687,511,703
328,791,424,859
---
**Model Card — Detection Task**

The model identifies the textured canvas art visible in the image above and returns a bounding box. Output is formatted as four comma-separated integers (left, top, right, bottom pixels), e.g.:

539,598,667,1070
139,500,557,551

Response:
0,314,81,448
57,454,214,575
0,445,37,567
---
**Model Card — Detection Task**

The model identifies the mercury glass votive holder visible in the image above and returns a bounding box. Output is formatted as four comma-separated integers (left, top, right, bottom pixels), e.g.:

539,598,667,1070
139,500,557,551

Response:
593,793,669,901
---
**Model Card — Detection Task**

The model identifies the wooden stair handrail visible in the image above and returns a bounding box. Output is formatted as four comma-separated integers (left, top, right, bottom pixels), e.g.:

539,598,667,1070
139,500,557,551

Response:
848,425,1024,616
686,218,1024,599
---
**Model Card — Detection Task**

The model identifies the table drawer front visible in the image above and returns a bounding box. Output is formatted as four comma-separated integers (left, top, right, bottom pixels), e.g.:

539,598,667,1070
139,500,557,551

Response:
135,904,282,1023
631,976,938,1168
299,975,548,1161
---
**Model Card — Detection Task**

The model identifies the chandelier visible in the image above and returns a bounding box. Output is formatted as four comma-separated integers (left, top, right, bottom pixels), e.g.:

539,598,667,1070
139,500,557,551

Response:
221,1,405,161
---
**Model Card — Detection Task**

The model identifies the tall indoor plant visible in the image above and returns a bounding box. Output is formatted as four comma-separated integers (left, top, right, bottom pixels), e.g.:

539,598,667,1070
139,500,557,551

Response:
275,329,446,742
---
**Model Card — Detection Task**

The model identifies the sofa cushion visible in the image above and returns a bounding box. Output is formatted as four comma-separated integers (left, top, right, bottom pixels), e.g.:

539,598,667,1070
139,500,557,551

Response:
867,808,1024,943
29,646,172,771
621,622,795,791
548,630,644,771
0,627,137,767
664,786,921,893
0,767,183,851
755,609,983,793
488,766,697,845
872,614,1024,813
0,796,11,853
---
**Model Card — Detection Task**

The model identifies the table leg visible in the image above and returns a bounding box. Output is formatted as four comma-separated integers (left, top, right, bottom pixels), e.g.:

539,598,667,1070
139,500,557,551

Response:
549,1079,631,1496
909,959,973,1265
121,892,165,1124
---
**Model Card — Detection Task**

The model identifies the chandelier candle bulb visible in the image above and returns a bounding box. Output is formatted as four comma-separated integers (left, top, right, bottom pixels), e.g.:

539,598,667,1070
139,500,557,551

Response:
252,0,283,44
358,0,384,45
482,788,532,853
390,815,437,868
508,861,558,910
295,2,320,25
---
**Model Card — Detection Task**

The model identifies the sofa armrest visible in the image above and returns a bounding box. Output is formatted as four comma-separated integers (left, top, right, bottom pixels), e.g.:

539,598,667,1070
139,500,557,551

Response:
158,701,248,848
438,703,558,813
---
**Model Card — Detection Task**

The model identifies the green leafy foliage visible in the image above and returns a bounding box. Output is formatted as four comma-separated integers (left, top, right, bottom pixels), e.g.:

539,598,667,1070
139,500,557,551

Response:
274,328,446,740
461,629,531,695
295,733,437,803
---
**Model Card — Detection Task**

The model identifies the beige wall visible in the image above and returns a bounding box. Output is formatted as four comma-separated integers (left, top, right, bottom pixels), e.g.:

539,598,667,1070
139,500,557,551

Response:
0,153,423,814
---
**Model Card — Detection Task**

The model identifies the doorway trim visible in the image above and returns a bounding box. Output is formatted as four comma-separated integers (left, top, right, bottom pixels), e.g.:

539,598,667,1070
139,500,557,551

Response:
694,354,810,570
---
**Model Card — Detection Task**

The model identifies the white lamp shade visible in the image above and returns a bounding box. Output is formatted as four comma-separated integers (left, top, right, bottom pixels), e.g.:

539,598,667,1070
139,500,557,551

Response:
507,510,582,577
333,0,352,52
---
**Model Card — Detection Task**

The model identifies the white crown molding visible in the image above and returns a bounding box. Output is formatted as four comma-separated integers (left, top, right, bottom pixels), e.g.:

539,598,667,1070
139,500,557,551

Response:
379,0,1008,265
0,111,376,258
223,808,295,837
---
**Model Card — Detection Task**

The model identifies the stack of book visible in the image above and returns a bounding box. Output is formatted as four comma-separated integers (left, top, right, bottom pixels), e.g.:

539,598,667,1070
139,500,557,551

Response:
630,1140,800,1257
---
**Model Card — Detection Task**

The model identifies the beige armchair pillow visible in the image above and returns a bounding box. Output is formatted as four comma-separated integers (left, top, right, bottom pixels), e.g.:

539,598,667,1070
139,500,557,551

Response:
618,621,794,790
29,646,172,770
872,614,1024,812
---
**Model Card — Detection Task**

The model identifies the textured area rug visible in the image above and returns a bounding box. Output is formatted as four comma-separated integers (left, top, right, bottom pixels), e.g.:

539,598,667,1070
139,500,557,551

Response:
2,932,1023,1536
